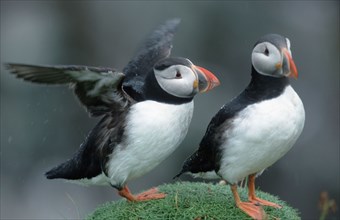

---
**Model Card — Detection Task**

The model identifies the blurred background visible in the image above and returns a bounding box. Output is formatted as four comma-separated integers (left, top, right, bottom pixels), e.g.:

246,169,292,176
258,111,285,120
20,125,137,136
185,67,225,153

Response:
1,1,339,219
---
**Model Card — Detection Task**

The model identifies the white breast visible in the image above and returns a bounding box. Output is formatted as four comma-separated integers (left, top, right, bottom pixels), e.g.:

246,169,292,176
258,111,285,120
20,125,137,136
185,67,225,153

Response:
219,85,305,184
107,100,194,187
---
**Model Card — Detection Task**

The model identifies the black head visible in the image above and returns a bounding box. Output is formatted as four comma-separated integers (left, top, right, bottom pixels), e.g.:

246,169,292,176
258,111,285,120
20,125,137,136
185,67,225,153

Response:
154,57,193,71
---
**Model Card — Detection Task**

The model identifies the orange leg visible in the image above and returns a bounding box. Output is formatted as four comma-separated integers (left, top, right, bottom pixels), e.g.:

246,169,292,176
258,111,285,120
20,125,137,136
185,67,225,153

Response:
248,174,282,208
118,185,166,202
231,184,266,220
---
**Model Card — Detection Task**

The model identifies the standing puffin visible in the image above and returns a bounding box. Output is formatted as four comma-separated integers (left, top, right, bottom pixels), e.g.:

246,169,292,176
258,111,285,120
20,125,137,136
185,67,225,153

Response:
6,19,220,202
175,34,305,219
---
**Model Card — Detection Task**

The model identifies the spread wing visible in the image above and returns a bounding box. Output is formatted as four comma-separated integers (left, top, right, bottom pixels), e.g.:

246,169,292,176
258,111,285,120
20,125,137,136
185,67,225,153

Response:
6,19,181,113
6,63,128,117
122,18,181,99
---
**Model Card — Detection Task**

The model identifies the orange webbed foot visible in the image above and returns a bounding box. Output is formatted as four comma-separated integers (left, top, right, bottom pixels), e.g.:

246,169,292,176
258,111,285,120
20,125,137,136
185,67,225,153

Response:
118,186,166,202
237,201,267,220
231,183,268,220
247,174,282,209
135,187,167,201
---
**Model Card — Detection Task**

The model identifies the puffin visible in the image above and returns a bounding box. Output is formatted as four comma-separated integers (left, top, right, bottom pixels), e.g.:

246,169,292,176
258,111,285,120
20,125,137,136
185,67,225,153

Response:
6,19,220,202
175,34,305,219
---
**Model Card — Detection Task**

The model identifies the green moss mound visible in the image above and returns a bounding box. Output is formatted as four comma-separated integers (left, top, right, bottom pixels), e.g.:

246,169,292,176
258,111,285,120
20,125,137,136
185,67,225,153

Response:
87,181,300,220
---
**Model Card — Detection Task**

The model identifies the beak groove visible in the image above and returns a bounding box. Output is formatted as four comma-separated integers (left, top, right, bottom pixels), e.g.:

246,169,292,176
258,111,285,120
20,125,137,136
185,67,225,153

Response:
282,48,298,79
194,65,220,93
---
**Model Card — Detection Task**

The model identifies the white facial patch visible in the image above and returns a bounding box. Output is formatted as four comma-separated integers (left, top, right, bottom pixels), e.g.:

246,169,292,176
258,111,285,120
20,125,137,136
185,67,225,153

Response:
251,42,282,77
154,65,197,98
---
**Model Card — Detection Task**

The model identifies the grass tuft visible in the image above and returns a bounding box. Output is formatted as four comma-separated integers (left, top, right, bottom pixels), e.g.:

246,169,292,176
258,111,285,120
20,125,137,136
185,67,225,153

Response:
86,181,300,220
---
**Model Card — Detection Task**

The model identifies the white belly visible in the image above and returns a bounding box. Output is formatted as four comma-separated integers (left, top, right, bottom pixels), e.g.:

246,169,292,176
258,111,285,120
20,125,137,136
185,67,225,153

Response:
219,86,305,184
107,100,194,187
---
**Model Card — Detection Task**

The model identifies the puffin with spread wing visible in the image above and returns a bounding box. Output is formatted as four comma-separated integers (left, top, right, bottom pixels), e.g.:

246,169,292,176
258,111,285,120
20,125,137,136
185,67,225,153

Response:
6,19,220,202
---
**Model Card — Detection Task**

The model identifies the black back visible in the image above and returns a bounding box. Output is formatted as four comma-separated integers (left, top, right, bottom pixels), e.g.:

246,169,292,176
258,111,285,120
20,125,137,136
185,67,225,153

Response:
255,33,288,50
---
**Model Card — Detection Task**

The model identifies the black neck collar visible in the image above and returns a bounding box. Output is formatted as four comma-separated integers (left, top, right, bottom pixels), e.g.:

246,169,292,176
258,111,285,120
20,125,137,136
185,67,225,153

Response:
244,66,290,101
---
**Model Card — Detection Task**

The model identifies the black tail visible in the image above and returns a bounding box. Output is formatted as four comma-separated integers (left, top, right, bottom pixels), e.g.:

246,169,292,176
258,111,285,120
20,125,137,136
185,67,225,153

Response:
45,139,101,180
173,169,186,179
44,146,102,180
173,151,200,179
173,150,215,179
45,115,113,180
45,158,81,180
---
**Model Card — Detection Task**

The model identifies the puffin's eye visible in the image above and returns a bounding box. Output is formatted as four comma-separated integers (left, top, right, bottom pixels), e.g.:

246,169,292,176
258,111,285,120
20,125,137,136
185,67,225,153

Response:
175,71,182,78
264,47,269,56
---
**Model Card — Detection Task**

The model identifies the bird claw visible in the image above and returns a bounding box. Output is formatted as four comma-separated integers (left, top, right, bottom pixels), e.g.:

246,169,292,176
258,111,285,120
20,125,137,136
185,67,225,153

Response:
249,197,282,209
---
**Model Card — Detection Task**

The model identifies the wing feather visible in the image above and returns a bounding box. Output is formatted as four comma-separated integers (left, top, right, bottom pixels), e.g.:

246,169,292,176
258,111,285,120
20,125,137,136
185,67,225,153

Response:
122,18,181,99
6,63,127,116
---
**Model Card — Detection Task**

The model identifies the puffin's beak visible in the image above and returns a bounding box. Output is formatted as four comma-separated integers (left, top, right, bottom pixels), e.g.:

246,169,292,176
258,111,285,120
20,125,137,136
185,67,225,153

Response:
281,48,298,79
193,65,220,93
